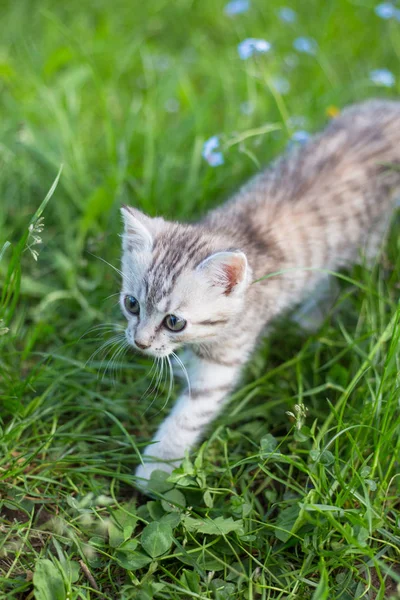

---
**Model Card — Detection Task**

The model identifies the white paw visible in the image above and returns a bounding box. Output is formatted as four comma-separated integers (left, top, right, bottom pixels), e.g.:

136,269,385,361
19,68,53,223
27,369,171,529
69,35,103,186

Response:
135,459,179,491
135,461,171,481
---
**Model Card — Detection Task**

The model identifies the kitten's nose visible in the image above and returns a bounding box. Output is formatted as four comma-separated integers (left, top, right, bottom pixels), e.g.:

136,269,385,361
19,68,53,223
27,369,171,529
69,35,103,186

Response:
135,340,150,350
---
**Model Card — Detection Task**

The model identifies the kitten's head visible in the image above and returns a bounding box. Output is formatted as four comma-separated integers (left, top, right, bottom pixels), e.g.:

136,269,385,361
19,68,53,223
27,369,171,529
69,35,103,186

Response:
120,205,251,357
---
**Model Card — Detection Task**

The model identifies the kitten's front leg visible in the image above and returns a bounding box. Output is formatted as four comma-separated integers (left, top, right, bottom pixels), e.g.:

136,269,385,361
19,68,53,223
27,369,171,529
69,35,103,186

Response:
135,346,245,484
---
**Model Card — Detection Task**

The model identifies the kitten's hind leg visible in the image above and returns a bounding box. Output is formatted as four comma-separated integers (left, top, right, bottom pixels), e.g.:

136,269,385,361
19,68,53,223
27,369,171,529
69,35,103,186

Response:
361,215,392,268
292,276,339,332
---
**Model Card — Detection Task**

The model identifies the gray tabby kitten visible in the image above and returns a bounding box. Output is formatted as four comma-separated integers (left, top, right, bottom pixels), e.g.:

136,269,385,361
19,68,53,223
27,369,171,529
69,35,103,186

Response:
119,99,400,484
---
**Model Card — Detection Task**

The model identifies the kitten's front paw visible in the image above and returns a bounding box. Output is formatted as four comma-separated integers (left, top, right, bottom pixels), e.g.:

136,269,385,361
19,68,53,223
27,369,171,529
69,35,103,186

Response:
135,459,177,490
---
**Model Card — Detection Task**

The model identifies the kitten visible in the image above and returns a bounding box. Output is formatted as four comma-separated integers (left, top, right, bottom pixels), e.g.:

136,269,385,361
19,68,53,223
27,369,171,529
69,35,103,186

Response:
119,99,400,484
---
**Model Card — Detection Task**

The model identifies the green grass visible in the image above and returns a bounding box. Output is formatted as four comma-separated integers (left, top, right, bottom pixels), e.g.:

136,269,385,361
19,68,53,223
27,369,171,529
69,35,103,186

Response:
1,0,400,598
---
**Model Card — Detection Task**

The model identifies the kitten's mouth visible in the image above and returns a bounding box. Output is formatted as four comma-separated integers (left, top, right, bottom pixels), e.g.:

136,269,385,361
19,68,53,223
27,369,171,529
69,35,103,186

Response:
133,346,172,359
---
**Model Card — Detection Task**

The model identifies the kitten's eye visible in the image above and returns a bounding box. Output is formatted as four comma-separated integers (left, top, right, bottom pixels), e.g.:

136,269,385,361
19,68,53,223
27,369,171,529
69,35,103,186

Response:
124,295,140,315
164,314,186,332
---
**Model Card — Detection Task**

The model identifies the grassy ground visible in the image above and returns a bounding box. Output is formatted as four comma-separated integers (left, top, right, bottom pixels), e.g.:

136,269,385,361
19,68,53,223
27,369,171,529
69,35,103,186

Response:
1,0,400,598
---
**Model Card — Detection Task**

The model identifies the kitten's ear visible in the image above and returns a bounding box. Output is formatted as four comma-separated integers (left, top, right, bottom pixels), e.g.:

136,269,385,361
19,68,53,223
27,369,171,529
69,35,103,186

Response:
197,251,249,296
121,205,155,252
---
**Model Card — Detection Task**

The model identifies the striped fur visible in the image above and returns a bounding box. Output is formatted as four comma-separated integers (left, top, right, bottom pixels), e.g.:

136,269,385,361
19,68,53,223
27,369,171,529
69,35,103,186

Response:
118,99,400,484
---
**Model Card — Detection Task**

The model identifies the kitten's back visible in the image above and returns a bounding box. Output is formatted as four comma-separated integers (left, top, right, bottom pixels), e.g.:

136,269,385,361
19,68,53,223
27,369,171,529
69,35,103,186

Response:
208,99,400,276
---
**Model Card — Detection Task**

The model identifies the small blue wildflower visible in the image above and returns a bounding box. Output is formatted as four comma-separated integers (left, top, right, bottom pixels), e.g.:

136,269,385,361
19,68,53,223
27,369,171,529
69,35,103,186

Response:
374,2,400,20
291,130,311,144
278,7,297,23
375,2,396,19
369,68,396,87
202,136,224,167
224,0,250,16
293,36,318,55
203,135,219,155
271,76,290,94
240,101,255,115
238,38,271,60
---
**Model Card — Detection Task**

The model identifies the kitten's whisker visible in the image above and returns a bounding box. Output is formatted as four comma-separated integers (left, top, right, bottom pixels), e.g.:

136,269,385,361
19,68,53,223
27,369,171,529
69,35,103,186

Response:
151,355,175,417
104,292,123,301
163,354,174,407
141,357,159,403
87,252,137,291
85,334,125,368
167,355,174,401
153,356,164,400
102,340,126,381
85,334,122,366
143,357,164,415
103,340,129,384
87,253,139,295
87,253,124,279
80,323,125,341
172,351,191,399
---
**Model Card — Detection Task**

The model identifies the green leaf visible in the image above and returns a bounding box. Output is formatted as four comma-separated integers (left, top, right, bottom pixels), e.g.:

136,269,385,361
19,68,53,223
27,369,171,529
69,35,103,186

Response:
183,516,243,536
33,559,66,600
180,569,200,594
108,522,125,548
310,449,335,466
146,470,174,494
0,241,11,262
356,526,369,547
174,547,223,571
360,465,371,478
88,535,106,548
161,489,186,512
275,504,301,542
311,564,330,600
160,512,181,528
147,501,165,521
203,490,213,508
114,538,150,570
294,426,311,442
115,550,152,571
111,502,137,529
30,165,63,226
210,578,237,599
182,516,201,533
260,434,278,454
141,521,173,558
109,503,137,547
64,560,80,584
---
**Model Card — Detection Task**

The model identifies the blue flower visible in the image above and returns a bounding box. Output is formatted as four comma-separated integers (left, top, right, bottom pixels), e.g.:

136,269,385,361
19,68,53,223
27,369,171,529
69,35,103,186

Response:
202,136,224,167
369,68,396,87
291,130,311,144
375,2,395,18
271,76,290,94
238,38,272,60
224,0,250,16
375,2,400,20
278,7,297,23
293,36,318,55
